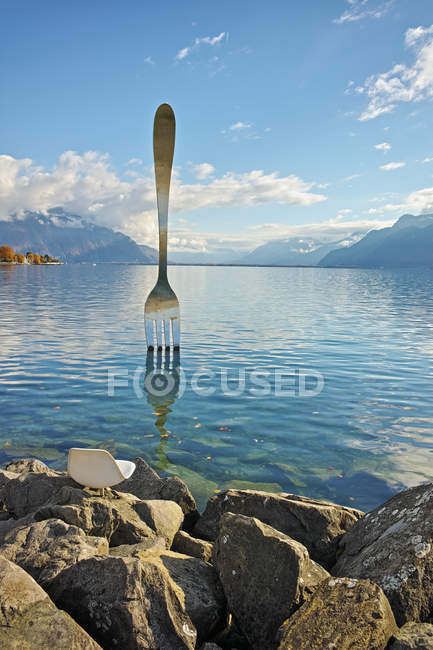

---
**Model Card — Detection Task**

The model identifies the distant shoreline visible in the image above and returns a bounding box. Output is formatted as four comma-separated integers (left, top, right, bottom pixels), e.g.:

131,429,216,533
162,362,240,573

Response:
0,261,64,266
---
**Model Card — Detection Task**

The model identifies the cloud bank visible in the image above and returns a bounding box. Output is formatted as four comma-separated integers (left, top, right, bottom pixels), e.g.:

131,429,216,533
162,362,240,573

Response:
0,151,326,246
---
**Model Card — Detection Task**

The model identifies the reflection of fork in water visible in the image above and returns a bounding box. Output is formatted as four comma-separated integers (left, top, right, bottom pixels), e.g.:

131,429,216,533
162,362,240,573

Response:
143,350,182,473
144,349,181,405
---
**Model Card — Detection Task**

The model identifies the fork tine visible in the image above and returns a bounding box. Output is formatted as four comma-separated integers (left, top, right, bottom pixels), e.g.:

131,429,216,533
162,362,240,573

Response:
172,319,180,350
163,319,171,350
156,321,163,351
145,319,155,351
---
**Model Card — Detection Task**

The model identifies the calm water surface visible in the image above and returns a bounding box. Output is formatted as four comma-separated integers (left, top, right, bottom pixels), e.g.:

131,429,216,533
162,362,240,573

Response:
1,264,433,511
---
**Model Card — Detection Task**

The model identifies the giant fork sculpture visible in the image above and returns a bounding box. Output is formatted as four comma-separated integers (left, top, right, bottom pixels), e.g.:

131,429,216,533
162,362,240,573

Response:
144,104,180,351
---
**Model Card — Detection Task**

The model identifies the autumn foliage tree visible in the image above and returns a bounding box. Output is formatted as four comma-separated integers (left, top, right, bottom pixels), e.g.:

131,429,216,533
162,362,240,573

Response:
33,253,41,265
0,245,15,262
15,253,25,264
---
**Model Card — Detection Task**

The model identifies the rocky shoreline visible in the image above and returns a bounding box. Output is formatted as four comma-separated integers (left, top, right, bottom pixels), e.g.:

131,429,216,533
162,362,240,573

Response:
0,457,432,649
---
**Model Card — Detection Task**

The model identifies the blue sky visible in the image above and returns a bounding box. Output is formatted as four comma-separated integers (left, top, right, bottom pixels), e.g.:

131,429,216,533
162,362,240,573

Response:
1,0,433,255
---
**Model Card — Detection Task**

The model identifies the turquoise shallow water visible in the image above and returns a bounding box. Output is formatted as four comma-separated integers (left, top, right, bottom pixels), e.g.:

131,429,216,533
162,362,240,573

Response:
1,263,433,511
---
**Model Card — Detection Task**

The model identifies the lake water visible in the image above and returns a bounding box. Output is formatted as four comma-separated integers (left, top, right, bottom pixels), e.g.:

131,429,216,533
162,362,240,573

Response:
1,263,433,512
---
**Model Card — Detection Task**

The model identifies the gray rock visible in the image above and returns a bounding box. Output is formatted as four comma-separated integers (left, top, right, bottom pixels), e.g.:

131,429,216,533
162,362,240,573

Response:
5,458,55,474
0,518,108,586
194,489,362,568
277,577,397,650
213,512,329,649
109,544,226,643
0,512,37,545
199,644,223,650
155,550,226,643
0,468,19,493
109,538,167,556
172,530,214,562
134,499,184,547
35,485,182,547
333,481,433,625
116,457,199,529
0,469,76,518
47,555,197,649
389,622,433,649
0,556,101,649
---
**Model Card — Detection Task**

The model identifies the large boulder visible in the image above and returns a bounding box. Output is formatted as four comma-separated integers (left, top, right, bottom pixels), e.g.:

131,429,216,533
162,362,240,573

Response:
212,512,329,649
0,468,76,518
111,544,226,643
34,485,183,547
0,468,19,493
5,458,56,474
47,555,197,649
0,556,101,649
136,499,184,547
333,482,433,625
194,489,362,568
116,457,199,529
0,518,108,586
277,577,397,649
172,530,214,562
151,550,226,643
389,622,433,649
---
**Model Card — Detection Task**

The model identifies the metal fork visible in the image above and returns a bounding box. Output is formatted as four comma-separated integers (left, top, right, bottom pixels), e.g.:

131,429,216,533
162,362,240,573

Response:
144,103,180,351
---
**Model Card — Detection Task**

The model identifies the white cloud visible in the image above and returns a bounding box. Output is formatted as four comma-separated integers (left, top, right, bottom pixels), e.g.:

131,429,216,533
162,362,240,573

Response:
422,157,433,163
193,162,215,179
380,161,406,170
175,32,227,61
339,208,353,214
405,185,433,214
229,121,252,131
0,152,326,245
175,47,190,61
375,142,391,152
359,23,433,120
126,158,143,166
334,0,393,25
144,56,154,65
342,173,362,182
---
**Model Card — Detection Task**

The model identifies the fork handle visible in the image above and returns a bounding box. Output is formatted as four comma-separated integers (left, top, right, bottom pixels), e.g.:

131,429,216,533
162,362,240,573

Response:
153,104,175,281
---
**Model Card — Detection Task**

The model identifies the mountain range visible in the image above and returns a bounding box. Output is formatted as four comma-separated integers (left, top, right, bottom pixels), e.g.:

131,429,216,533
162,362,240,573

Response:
320,213,433,268
0,210,158,263
1,209,432,268
238,235,363,266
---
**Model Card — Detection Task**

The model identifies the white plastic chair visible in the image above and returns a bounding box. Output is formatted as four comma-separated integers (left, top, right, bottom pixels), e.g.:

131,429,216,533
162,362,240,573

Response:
67,448,136,491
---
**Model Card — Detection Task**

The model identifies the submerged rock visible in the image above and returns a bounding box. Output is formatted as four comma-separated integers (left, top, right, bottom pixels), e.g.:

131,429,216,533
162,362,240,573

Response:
47,555,197,649
333,482,433,625
116,457,199,529
172,530,214,562
194,489,362,568
389,622,433,649
0,556,101,649
0,518,108,586
277,577,397,650
212,512,329,649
